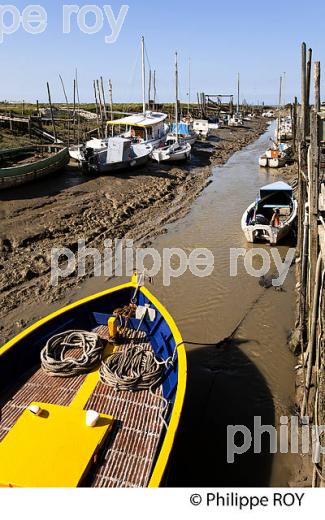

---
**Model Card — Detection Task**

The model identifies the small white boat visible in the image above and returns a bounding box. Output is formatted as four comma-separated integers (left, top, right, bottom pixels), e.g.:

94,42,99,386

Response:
241,181,297,244
82,138,152,174
228,114,244,127
151,140,191,163
193,119,210,140
259,142,292,168
275,116,293,141
151,52,191,164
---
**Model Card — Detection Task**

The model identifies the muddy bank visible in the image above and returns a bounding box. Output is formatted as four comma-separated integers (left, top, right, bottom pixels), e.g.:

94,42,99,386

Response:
0,118,267,344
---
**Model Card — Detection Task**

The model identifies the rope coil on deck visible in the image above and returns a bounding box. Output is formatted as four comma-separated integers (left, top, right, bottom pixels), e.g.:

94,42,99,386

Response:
99,344,165,392
40,330,104,377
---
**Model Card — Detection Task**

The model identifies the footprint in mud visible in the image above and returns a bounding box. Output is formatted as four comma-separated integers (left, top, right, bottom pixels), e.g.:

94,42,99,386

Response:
0,238,13,253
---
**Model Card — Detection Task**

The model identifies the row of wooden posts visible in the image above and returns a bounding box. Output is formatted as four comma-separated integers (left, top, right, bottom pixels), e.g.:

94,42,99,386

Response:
294,42,325,486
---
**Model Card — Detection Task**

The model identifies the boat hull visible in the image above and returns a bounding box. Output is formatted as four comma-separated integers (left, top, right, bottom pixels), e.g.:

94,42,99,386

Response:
151,143,191,163
0,145,70,190
0,278,187,488
241,200,297,244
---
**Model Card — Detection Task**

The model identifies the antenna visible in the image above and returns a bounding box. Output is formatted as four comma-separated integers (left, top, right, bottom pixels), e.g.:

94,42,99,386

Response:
141,36,146,114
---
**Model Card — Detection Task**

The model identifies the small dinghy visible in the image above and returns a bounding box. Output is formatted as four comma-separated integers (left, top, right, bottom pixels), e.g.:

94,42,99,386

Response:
81,138,152,174
0,274,187,487
259,142,292,168
241,181,297,244
151,139,191,163
0,145,69,190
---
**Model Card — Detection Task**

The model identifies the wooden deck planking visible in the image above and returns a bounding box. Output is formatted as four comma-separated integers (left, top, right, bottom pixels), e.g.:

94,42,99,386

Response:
0,326,166,487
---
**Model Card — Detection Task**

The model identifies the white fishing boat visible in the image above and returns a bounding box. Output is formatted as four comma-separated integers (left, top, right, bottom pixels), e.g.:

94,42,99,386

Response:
151,140,191,163
228,114,244,127
241,181,297,244
151,52,191,163
193,119,209,140
82,138,152,174
69,37,168,162
108,111,168,148
259,142,292,168
275,116,293,141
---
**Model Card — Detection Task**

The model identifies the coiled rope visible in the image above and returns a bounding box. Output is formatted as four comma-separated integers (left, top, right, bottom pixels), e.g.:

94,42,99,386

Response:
99,343,169,392
41,330,104,377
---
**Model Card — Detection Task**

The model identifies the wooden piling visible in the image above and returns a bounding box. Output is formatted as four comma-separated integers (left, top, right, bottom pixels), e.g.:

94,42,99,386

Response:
315,61,321,114
46,82,57,143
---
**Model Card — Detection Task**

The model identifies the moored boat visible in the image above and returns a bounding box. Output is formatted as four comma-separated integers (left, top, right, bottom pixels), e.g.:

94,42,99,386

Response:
241,181,297,244
151,140,191,163
82,138,152,174
0,145,70,190
151,52,192,164
0,274,187,488
259,142,292,168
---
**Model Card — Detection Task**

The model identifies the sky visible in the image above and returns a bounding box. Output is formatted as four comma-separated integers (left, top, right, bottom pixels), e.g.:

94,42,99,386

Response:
1,0,325,105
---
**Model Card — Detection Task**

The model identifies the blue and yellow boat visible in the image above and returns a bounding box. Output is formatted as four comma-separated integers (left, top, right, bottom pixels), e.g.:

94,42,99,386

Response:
0,275,187,488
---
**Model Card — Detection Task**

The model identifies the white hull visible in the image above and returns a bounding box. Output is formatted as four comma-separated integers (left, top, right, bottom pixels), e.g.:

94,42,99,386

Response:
259,156,268,167
241,200,297,244
151,142,191,163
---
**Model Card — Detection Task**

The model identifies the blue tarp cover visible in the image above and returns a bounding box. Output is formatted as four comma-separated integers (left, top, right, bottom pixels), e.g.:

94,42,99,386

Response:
170,123,190,135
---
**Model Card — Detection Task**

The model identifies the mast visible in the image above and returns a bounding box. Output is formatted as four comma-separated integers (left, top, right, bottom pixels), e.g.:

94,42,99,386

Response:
277,75,282,143
141,36,146,114
153,70,156,107
237,72,240,113
148,69,152,108
175,52,179,143
188,57,191,115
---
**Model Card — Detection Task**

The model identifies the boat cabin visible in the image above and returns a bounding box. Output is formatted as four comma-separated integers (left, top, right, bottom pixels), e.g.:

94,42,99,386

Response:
247,181,294,225
108,111,167,143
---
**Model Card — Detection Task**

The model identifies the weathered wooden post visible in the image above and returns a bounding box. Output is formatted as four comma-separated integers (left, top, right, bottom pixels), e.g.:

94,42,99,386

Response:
306,48,312,108
297,43,308,348
293,97,298,155
93,80,101,137
314,61,321,113
100,76,107,120
309,64,321,291
301,42,307,142
47,82,57,143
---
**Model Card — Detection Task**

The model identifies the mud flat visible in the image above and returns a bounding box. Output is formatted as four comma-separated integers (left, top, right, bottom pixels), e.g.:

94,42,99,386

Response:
0,118,267,344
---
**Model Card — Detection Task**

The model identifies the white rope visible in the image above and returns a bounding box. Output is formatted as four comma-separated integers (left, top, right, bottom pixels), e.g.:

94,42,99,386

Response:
99,343,164,392
41,330,104,377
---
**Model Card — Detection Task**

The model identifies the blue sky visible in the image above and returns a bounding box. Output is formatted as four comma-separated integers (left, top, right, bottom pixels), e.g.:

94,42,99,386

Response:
1,0,325,104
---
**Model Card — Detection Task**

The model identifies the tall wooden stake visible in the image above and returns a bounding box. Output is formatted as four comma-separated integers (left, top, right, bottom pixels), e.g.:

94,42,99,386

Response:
100,76,107,120
301,42,307,142
59,74,70,147
47,82,57,143
314,61,321,113
93,80,101,137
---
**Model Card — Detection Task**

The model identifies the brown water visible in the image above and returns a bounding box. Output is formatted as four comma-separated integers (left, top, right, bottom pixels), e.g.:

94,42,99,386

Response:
138,123,300,486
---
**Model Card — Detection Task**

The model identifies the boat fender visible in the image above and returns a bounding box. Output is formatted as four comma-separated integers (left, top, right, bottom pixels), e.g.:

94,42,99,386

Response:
28,405,42,416
108,317,118,340
86,410,100,428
